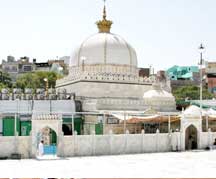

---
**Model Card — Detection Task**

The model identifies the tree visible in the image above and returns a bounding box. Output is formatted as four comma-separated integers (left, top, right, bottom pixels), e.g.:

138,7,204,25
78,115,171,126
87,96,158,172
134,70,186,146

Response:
0,71,12,90
0,83,8,92
173,85,214,101
16,72,40,90
16,71,58,90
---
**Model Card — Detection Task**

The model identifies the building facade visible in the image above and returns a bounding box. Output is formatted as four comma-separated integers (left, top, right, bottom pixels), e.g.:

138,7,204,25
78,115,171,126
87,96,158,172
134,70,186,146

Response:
206,62,216,94
1,56,36,83
56,4,176,115
1,56,68,82
166,65,201,90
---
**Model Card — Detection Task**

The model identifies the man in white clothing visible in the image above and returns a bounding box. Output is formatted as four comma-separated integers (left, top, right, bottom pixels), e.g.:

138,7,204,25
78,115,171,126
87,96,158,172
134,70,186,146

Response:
38,140,44,156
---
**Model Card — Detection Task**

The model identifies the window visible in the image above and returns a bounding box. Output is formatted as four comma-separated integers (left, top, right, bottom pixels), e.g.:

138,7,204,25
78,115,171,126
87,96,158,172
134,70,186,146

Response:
23,65,32,72
143,123,159,133
107,117,119,124
62,124,72,135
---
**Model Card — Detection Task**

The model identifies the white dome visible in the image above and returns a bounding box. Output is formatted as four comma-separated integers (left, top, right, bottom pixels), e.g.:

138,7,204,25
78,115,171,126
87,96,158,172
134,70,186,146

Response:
70,33,137,67
183,105,201,116
143,84,174,99
143,89,174,99
143,84,176,112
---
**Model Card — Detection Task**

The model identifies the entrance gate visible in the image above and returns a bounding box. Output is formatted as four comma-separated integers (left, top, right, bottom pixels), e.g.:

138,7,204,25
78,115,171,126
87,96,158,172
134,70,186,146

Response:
180,105,202,150
38,127,57,155
185,125,198,150
31,114,63,158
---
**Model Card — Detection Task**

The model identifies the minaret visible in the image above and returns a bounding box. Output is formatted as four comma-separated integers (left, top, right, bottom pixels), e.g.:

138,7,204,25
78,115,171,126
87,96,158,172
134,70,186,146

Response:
96,0,113,33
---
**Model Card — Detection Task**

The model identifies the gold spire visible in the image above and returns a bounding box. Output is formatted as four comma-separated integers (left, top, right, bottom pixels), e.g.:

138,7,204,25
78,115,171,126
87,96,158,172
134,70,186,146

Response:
96,0,113,33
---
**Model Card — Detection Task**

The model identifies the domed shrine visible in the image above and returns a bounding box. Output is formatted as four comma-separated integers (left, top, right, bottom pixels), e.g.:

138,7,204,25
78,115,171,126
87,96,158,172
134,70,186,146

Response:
56,3,176,112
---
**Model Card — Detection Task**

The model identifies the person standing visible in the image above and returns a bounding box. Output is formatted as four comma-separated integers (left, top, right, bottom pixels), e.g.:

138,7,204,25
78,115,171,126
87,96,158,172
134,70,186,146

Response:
38,140,44,156
188,135,193,150
214,138,216,145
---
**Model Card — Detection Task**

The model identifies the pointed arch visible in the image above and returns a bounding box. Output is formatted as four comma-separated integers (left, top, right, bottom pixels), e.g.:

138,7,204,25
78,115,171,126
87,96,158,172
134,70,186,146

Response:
185,124,198,150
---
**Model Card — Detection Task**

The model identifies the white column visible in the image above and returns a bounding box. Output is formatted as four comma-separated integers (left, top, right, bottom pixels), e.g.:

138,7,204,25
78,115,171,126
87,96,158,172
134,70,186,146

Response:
92,130,95,156
73,130,77,156
14,113,17,136
168,115,171,133
109,130,113,155
103,112,106,134
124,130,129,154
0,116,2,136
72,114,74,135
208,128,212,147
141,129,145,153
156,129,160,152
124,112,126,134
14,113,18,155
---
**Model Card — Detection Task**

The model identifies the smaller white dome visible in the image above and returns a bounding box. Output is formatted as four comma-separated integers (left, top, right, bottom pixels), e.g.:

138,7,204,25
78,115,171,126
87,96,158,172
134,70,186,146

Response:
183,105,201,116
143,84,176,112
143,84,174,99
143,89,174,98
207,108,216,115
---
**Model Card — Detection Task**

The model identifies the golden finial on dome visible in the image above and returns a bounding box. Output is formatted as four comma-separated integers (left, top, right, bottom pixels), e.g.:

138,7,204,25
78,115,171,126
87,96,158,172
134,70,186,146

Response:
96,0,113,33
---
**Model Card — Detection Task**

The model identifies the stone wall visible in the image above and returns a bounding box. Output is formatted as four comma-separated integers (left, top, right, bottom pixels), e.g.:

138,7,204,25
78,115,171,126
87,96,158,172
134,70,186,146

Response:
59,131,216,156
200,132,209,148
200,131,216,149
1,131,216,159
0,136,31,158
56,64,154,88
0,132,178,158
60,131,173,157
58,81,152,99
104,123,143,134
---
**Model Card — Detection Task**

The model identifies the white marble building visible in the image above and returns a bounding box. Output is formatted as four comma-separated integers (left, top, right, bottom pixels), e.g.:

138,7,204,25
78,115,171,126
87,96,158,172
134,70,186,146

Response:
56,3,176,112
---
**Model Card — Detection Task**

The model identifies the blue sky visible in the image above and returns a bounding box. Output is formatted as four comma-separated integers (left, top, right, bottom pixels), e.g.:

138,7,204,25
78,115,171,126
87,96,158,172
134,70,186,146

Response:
0,0,216,70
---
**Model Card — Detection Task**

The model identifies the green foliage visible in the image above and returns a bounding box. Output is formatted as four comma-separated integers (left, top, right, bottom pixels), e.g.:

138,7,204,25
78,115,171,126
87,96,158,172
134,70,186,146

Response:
16,71,58,90
0,71,12,90
173,85,214,101
0,83,8,91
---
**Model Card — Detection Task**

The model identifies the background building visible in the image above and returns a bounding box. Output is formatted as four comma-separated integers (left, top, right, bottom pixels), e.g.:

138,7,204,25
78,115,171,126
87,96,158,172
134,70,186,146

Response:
1,56,68,83
139,68,150,77
1,56,35,83
206,62,216,94
166,65,201,90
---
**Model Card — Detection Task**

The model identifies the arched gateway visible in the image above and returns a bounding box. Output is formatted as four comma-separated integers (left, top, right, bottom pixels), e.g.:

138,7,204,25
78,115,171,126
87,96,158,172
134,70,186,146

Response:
185,125,198,150
180,105,202,150
31,114,63,158
38,126,57,155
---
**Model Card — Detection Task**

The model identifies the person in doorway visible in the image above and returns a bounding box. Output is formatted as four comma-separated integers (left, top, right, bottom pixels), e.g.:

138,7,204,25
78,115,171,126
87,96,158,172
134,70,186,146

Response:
214,138,216,145
188,135,193,150
192,139,197,149
38,140,44,156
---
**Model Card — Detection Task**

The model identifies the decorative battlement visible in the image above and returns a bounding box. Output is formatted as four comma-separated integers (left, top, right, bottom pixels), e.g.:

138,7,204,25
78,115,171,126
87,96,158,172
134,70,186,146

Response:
32,114,62,120
56,64,156,87
82,97,176,112
0,88,74,100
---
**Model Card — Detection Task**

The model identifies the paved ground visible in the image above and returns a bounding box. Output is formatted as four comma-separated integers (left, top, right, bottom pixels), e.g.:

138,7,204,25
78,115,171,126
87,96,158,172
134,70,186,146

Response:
0,150,215,178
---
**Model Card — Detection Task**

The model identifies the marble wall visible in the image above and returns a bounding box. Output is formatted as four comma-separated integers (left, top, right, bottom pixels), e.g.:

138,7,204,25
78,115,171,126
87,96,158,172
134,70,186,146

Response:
1,131,216,158
61,131,171,157
59,81,152,99
0,136,31,158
